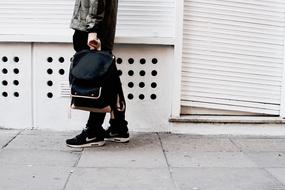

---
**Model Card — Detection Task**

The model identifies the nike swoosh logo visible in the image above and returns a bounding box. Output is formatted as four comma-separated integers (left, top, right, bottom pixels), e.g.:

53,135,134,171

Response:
86,137,97,142
109,133,119,137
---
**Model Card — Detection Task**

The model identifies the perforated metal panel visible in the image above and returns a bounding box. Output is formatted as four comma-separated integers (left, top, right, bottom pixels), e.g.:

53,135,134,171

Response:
33,44,173,131
181,0,285,115
114,44,172,131
0,43,32,128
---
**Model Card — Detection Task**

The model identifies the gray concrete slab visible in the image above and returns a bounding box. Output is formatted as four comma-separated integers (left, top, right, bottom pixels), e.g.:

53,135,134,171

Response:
172,168,285,190
0,129,21,148
165,152,258,168
65,168,176,190
0,149,80,167
231,138,285,152
245,152,285,168
21,129,80,137
5,130,81,151
159,133,239,152
78,133,168,168
0,165,71,190
266,168,285,186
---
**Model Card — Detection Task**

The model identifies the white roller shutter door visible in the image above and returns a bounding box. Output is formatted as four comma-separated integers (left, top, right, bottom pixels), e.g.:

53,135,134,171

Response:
181,0,285,115
0,0,175,42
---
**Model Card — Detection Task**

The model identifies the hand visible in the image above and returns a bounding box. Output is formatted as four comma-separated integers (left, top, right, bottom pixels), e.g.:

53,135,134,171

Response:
87,33,101,50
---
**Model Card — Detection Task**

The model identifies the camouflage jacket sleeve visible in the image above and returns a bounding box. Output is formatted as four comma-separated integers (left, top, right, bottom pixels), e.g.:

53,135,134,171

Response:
86,0,106,33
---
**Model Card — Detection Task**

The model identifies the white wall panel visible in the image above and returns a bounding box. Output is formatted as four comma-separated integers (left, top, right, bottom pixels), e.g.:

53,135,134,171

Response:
0,43,32,128
0,0,175,43
33,43,89,130
181,0,285,115
114,44,173,131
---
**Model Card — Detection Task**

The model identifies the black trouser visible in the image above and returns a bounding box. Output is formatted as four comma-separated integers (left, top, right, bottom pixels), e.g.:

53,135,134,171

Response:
72,30,128,133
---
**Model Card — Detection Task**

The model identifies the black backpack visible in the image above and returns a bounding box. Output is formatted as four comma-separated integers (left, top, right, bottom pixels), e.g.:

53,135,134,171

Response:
69,49,118,112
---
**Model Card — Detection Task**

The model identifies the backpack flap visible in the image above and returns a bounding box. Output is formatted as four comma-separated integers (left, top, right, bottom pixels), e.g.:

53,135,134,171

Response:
71,50,114,81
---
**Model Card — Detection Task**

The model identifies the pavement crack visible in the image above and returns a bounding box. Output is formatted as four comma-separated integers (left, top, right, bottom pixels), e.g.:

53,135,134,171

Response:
1,130,23,149
263,168,285,188
63,149,83,190
157,132,180,190
62,170,73,190
73,148,83,167
229,138,243,152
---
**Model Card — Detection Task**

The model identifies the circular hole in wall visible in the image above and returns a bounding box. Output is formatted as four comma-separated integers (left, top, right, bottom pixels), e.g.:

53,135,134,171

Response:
47,68,53,75
139,70,146,76
2,56,8,62
151,82,157,88
47,92,53,98
128,58,134,64
152,58,158,64
2,92,8,97
59,69,65,75
47,57,53,63
13,80,19,86
117,58,123,64
59,57,65,63
151,94,157,100
13,68,19,74
128,82,134,88
151,70,158,76
140,58,146,65
128,93,134,100
2,68,8,74
128,70,134,76
139,94,145,100
117,70,123,76
47,80,53,86
2,80,8,86
14,92,19,97
139,82,145,88
14,57,19,63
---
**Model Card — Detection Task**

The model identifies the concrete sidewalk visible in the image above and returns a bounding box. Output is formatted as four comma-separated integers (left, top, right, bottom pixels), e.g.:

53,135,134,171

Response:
1,129,285,190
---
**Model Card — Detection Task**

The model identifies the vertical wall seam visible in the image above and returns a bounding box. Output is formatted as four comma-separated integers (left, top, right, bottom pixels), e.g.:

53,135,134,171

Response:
171,0,184,118
279,20,285,118
31,42,35,129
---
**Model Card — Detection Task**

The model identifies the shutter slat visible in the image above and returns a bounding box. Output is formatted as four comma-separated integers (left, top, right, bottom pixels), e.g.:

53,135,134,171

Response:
182,72,281,86
181,90,280,105
181,101,280,115
181,96,280,110
182,77,281,91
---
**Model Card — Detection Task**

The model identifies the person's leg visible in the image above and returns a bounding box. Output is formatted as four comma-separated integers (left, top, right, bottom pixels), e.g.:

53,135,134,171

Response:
66,30,106,148
110,77,128,131
105,67,129,142
86,112,106,137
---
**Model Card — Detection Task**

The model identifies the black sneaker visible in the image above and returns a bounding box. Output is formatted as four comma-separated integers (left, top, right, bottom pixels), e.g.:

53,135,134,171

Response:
105,126,130,143
66,129,105,148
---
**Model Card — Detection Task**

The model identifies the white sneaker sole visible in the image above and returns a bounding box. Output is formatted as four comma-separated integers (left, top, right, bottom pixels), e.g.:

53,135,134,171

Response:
66,141,105,148
105,137,130,143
